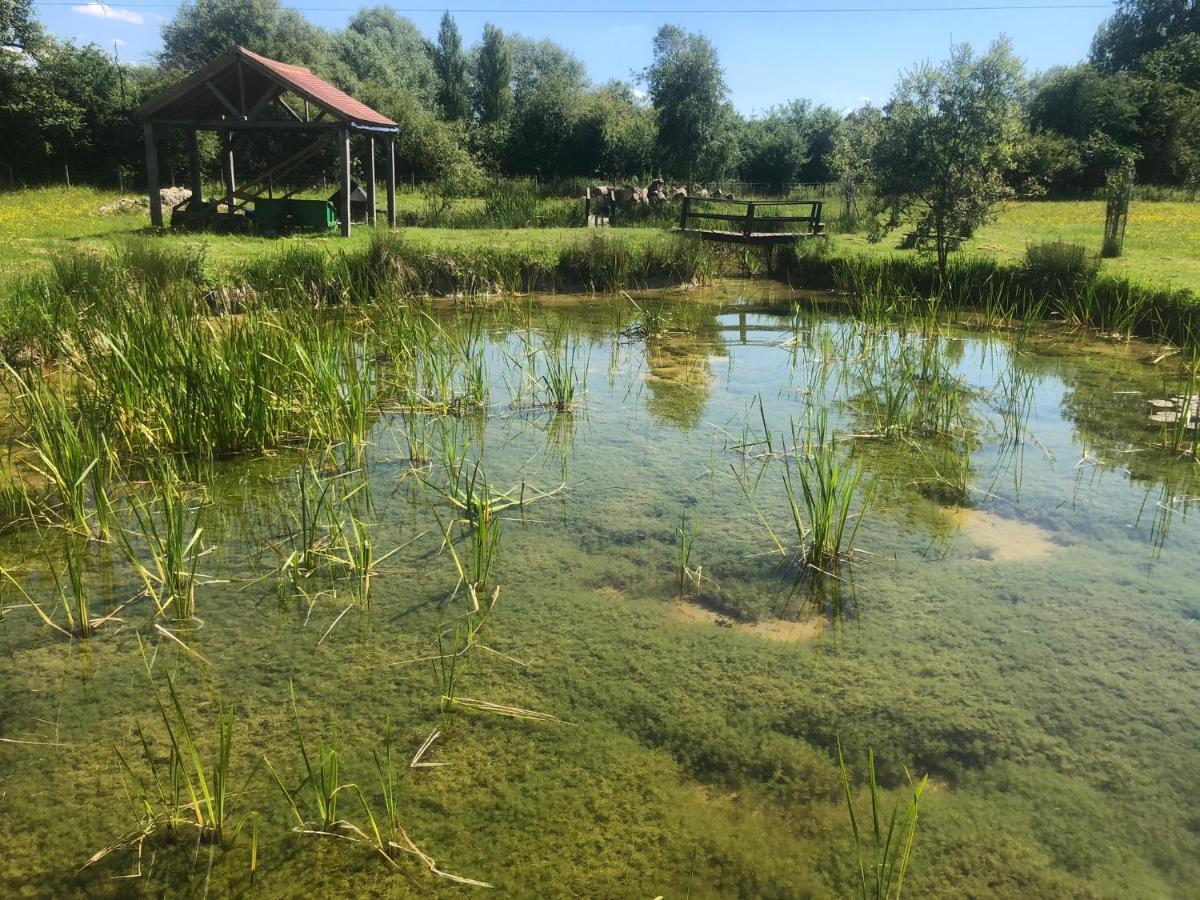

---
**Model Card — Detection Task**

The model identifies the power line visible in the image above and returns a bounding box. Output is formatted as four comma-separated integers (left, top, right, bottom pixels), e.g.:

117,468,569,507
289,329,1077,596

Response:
34,2,1115,12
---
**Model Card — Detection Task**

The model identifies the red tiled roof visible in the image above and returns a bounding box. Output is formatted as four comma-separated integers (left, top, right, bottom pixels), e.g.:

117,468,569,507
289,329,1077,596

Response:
238,48,397,128
138,46,397,131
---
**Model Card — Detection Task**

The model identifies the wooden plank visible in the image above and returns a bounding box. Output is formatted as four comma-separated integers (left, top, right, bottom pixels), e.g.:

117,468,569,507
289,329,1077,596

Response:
338,128,351,237
366,137,377,226
223,132,236,217
205,80,242,119
148,118,337,132
144,123,162,227
386,137,396,228
186,129,202,201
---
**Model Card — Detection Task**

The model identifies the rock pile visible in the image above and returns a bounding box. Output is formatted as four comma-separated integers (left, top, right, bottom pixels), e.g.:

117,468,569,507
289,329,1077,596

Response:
589,181,736,209
97,187,194,216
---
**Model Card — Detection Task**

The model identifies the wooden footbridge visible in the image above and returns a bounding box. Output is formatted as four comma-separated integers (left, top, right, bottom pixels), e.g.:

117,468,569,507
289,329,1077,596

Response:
677,196,827,245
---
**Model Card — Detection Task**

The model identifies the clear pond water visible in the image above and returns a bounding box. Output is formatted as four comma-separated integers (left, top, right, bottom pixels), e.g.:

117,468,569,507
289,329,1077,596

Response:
1,283,1198,898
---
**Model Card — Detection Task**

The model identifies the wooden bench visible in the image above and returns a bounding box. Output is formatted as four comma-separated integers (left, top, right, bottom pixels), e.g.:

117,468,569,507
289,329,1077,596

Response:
677,197,827,245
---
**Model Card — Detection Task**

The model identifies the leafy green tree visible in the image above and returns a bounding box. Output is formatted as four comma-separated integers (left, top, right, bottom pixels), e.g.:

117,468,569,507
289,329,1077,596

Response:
643,25,736,185
1,0,42,52
830,104,882,217
1090,0,1200,74
573,81,657,179
499,36,590,176
472,24,512,125
734,99,820,189
434,12,469,121
328,7,434,105
161,0,272,70
872,40,1025,274
508,35,587,102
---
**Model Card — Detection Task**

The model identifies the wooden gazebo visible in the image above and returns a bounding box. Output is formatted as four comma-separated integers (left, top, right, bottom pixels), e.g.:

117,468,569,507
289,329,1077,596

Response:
138,46,399,236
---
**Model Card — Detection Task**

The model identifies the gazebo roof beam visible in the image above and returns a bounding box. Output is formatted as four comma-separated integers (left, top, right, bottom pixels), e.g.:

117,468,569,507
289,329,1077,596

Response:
205,80,243,119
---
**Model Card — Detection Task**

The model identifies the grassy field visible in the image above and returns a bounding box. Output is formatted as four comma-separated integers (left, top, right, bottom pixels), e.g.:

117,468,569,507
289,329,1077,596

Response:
2,186,1198,293
840,199,1200,293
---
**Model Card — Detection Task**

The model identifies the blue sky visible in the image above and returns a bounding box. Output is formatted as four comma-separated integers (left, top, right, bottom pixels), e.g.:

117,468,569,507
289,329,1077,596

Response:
39,2,1115,113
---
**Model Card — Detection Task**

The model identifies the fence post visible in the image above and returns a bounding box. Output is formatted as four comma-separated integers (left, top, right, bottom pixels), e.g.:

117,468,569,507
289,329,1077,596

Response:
678,195,691,231
64,164,71,188
744,202,756,238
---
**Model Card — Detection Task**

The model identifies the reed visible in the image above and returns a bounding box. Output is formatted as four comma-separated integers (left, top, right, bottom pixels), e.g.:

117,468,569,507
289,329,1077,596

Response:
95,671,258,878
538,326,582,412
676,512,700,598
11,372,107,533
266,681,341,832
116,456,206,624
344,718,494,886
783,414,873,570
0,524,117,638
837,738,928,900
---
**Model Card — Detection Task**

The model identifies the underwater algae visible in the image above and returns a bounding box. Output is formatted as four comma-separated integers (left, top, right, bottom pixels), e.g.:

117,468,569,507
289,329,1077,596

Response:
1,285,1198,898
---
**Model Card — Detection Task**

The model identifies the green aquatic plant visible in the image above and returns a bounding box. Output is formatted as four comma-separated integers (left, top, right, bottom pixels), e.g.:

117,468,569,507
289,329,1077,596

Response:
837,738,928,900
0,525,123,639
538,327,582,412
11,373,108,534
676,512,700,598
782,415,874,570
116,456,206,624
94,672,258,879
266,681,341,832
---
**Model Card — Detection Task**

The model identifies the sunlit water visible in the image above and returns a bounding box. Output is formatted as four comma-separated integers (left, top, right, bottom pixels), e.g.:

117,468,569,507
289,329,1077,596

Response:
1,283,1198,898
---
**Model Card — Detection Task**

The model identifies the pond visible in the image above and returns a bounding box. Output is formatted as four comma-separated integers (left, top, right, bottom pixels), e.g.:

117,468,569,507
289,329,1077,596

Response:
1,282,1197,898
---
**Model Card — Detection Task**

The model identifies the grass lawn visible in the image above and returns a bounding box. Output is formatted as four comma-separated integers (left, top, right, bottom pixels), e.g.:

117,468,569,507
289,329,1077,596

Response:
2,187,1198,293
838,198,1200,293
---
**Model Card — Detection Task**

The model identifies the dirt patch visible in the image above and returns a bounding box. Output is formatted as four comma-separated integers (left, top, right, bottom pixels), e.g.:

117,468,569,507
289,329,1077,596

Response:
944,507,1060,562
669,599,822,642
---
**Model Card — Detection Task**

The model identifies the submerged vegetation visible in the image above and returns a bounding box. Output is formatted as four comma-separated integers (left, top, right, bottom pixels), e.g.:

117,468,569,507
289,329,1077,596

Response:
0,251,1198,896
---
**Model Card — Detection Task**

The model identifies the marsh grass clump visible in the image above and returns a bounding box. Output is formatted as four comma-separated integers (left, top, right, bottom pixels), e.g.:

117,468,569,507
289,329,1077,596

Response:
1022,240,1098,294
116,456,207,625
676,512,701,598
114,237,207,293
837,739,928,900
782,414,874,572
537,327,583,412
267,683,490,886
0,525,122,639
11,374,110,534
94,672,258,878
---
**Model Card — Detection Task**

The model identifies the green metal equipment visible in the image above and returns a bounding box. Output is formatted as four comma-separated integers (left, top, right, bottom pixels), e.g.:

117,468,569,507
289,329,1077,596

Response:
253,198,337,233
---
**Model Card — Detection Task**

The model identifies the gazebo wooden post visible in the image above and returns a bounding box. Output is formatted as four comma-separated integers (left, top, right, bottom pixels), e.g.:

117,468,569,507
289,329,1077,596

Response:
338,127,352,237
186,129,202,202
144,123,162,227
222,131,237,218
366,136,377,227
386,137,396,228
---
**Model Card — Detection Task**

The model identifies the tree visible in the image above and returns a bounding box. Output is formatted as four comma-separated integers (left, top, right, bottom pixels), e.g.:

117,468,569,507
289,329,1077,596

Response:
433,12,469,121
573,81,656,179
643,25,735,184
1,0,42,53
508,35,587,103
872,40,1024,274
329,8,434,105
1090,0,1200,74
499,36,590,176
472,24,512,125
830,104,883,219
161,0,293,70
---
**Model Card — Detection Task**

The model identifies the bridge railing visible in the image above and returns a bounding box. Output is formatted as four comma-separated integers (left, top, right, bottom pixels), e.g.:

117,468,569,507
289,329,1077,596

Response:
679,196,825,237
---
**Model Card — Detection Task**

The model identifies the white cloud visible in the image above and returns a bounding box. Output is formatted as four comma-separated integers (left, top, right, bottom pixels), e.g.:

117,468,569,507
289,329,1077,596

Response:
112,38,127,46
71,4,145,25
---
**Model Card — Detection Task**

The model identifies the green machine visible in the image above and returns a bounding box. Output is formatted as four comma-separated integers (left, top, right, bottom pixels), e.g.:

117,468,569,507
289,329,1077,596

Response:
253,198,337,233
